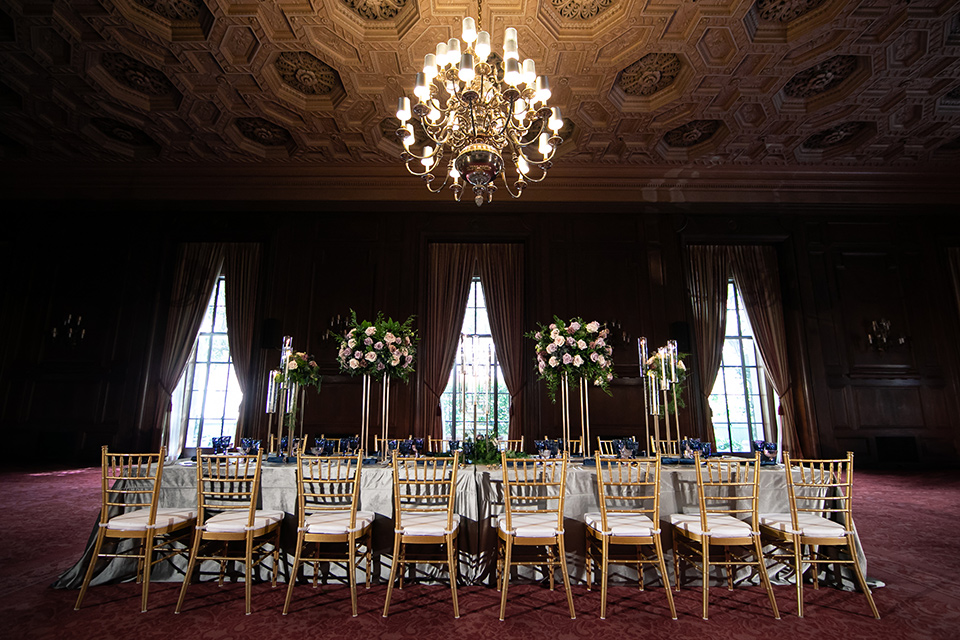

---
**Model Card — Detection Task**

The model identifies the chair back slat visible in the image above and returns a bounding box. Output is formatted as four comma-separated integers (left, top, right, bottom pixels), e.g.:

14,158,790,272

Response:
196,451,264,526
296,451,363,527
501,454,567,531
594,453,660,532
694,452,761,531
392,453,459,530
99,446,166,524
783,452,856,531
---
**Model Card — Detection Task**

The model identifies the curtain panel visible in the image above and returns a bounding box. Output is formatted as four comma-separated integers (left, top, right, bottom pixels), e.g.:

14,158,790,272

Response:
685,245,730,443
223,242,262,441
476,243,525,442
728,245,803,457
417,243,476,439
156,243,224,462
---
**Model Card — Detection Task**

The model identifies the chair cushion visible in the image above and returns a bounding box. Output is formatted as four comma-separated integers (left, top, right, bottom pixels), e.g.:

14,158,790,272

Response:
584,512,657,537
497,512,562,538
397,512,460,536
204,510,284,533
106,507,196,532
304,510,375,534
759,512,847,538
669,513,755,539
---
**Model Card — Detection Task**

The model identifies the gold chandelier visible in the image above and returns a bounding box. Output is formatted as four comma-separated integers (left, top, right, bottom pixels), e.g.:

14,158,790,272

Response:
396,10,563,206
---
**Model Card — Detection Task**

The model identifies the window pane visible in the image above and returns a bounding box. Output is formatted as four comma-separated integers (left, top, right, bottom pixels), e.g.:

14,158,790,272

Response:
710,277,770,453
210,335,230,363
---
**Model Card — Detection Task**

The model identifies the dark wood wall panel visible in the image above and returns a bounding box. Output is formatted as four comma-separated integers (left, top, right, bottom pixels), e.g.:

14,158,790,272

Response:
2,207,958,467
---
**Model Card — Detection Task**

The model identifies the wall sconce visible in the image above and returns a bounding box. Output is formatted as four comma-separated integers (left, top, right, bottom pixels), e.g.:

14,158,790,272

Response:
52,313,85,347
604,319,630,348
325,314,348,341
866,318,906,352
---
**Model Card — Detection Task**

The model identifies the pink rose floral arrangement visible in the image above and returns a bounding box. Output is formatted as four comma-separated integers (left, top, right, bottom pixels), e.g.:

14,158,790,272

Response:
334,310,418,382
527,316,615,401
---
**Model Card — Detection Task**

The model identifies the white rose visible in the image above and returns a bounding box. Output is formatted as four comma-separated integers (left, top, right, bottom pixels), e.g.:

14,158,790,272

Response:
365,326,376,336
364,352,377,362
548,356,559,367
573,355,583,367
349,359,360,369
577,339,587,350
586,321,600,333
347,338,356,348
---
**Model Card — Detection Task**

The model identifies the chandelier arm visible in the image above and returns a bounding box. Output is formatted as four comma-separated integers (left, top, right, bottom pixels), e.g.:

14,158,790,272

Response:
499,171,524,199
416,118,449,147
423,172,451,193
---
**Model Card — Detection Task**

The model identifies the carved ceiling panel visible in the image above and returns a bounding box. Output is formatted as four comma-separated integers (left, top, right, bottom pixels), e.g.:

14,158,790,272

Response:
0,0,958,198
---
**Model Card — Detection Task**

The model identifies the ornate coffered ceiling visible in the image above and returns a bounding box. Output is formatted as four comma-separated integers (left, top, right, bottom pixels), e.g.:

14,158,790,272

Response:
1,0,959,203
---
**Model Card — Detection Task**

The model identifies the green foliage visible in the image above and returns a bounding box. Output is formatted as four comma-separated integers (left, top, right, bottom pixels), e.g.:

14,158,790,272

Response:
282,351,322,393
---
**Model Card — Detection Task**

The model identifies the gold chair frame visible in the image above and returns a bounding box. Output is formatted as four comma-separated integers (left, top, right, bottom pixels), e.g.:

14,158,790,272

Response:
497,454,576,620
496,436,525,453
75,446,196,612
670,452,780,620
759,452,879,619
383,452,461,618
283,451,373,617
175,451,282,615
596,437,636,456
650,437,680,456
585,453,676,619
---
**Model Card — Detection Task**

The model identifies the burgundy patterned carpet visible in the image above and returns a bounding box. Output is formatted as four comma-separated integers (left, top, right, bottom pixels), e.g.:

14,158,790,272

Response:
2,465,957,640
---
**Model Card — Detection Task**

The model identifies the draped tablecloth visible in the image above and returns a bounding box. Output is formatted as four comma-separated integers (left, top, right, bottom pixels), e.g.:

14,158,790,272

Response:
55,460,866,589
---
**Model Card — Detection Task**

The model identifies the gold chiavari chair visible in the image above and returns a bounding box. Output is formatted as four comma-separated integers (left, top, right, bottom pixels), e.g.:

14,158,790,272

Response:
759,452,879,619
668,452,780,620
383,452,461,618
585,453,676,620
75,446,196,613
567,438,583,456
175,451,283,615
596,437,637,456
497,454,576,620
283,451,374,617
427,436,453,453
496,436,524,453
650,436,680,456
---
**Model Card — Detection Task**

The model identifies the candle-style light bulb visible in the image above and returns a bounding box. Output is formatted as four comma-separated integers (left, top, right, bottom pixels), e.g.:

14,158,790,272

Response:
535,75,551,103
462,17,477,43
459,52,475,82
423,53,437,80
504,58,521,86
447,38,461,66
522,59,536,85
475,31,491,60
549,106,563,132
396,96,411,122
414,71,429,100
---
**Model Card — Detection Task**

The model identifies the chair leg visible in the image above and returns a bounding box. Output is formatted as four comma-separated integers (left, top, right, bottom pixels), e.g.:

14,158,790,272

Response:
701,539,710,620
585,536,594,592
791,535,804,618
724,547,734,591
282,532,305,615
847,537,880,619
348,532,359,617
753,536,780,620
75,527,107,610
599,535,609,620
499,537,513,621
672,534,682,592
446,532,460,619
364,529,373,588
272,527,281,588
382,533,402,617
141,533,155,613
244,533,254,615
175,529,203,614
654,534,677,620
557,535,576,620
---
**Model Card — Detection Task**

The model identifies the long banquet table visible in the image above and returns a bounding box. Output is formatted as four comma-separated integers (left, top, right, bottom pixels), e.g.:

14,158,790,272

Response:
55,459,867,590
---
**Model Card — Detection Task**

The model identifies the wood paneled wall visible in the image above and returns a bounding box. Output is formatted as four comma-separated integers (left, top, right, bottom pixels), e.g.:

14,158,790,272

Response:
2,205,958,466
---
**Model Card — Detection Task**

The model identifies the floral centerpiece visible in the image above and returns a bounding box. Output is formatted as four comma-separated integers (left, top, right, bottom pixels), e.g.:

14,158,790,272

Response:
334,310,418,381
527,316,615,401
282,350,323,392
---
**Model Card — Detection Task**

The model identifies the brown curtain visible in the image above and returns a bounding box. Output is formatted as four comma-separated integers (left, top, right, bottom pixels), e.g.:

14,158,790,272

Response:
729,245,802,457
685,245,730,443
223,242,261,441
417,243,476,439
476,244,525,443
156,243,224,461
949,248,960,322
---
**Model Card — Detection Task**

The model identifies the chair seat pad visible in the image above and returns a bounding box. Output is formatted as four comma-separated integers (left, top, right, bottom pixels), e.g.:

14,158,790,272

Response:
398,512,460,536
498,512,562,538
204,510,284,533
304,510,375,535
584,512,657,537
106,507,197,532
669,513,755,539
760,512,847,538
